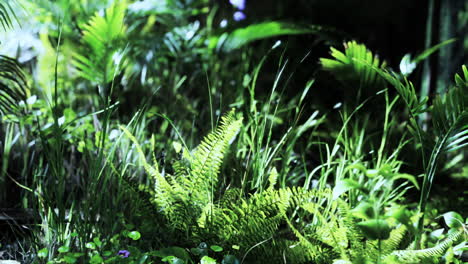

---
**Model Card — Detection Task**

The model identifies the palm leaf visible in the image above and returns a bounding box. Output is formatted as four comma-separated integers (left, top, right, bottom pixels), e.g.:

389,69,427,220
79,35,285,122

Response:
0,55,28,115
73,1,127,84
416,67,468,235
320,41,387,91
210,21,341,52
0,1,27,115
0,1,17,30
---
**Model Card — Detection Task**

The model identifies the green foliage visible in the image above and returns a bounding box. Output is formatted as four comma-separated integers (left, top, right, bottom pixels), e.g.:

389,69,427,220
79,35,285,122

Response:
320,41,387,93
389,229,465,263
210,21,331,52
0,55,28,115
122,110,334,262
399,39,456,77
0,0,28,115
322,41,467,252
121,110,243,231
0,1,17,30
1,1,466,263
73,0,127,84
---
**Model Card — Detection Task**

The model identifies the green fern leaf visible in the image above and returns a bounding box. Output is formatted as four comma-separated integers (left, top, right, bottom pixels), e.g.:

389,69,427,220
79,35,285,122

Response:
182,109,243,205
388,229,465,263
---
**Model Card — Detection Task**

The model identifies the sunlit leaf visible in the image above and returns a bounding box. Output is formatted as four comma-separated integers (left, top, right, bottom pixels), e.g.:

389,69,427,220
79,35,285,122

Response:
128,230,141,240
441,212,464,229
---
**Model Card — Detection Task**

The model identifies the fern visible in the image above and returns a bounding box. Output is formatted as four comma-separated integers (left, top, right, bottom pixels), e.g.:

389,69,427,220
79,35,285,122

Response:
388,229,465,263
182,110,243,206
120,111,344,263
211,186,334,263
123,108,446,263
120,110,242,226
314,199,410,264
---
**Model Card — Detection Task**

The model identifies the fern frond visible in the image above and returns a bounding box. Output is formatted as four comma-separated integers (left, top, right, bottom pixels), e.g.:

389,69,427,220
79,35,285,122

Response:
388,229,465,263
120,110,242,234
380,224,407,255
81,1,126,58
119,125,175,211
180,109,242,206
208,187,334,263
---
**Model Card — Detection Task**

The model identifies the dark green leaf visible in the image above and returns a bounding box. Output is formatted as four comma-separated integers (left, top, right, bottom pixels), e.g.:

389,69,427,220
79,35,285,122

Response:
222,255,240,264
357,219,391,240
93,237,103,247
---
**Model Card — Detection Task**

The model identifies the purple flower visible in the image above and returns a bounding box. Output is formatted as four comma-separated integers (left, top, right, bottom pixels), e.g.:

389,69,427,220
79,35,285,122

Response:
118,250,130,258
229,0,246,10
233,11,246,21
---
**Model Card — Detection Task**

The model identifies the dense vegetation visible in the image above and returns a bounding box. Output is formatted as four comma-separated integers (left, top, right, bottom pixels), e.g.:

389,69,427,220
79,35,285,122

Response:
0,0,467,263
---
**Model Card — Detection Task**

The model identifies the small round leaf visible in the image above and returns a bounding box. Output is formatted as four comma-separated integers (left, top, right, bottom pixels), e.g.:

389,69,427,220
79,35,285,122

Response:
128,231,141,240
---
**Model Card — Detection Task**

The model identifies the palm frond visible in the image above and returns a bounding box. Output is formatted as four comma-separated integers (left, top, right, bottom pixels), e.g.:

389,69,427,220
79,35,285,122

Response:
73,1,127,84
416,66,468,238
0,1,17,30
0,1,27,115
211,21,340,52
320,41,387,91
454,65,468,88
0,55,28,115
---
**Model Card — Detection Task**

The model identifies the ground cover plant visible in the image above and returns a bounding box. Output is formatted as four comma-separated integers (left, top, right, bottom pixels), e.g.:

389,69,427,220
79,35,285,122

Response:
0,0,467,263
